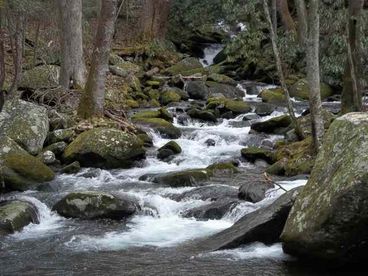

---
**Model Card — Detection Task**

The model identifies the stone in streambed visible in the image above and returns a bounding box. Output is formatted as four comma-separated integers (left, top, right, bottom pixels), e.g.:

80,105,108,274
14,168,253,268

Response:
186,81,209,100
131,108,173,122
172,185,238,202
187,108,217,123
61,161,81,174
241,147,275,164
238,178,274,203
251,115,291,134
132,117,181,139
0,200,39,236
53,191,139,220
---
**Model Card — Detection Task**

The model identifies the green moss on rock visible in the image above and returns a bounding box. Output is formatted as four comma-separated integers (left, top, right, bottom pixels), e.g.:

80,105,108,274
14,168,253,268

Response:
132,117,181,139
290,79,333,100
241,147,276,164
259,88,286,104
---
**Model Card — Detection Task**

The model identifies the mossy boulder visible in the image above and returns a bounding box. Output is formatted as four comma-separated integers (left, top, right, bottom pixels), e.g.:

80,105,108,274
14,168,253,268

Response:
160,89,182,105
46,128,75,145
165,57,203,75
259,88,286,104
251,115,292,134
207,97,252,116
290,79,333,100
131,117,181,139
0,200,39,236
206,162,239,177
19,65,60,90
53,191,138,220
131,108,173,122
187,108,217,123
207,81,244,99
207,73,237,85
281,113,368,263
109,54,141,76
0,136,55,192
266,137,314,176
157,141,182,161
241,147,275,164
159,141,182,154
186,81,209,100
63,128,146,169
0,100,49,155
142,169,210,187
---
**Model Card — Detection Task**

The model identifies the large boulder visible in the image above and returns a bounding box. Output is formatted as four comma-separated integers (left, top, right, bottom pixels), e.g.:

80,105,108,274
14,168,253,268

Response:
0,100,49,155
207,82,243,99
53,191,139,220
141,169,210,187
186,81,209,100
281,113,368,263
259,88,286,104
241,147,275,164
290,79,333,100
0,136,55,192
172,185,238,202
206,97,252,116
195,187,302,252
131,108,173,122
159,88,182,105
0,200,39,236
157,141,182,161
19,65,60,90
63,128,146,169
187,108,217,123
238,179,274,203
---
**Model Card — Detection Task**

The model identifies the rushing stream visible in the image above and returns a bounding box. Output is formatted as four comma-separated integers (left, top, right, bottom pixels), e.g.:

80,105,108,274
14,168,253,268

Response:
0,47,343,275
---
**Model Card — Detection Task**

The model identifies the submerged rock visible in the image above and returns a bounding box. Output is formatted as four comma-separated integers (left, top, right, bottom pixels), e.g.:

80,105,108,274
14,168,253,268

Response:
53,191,138,220
0,100,49,155
195,187,302,251
63,128,146,169
281,113,368,263
0,200,39,236
0,136,55,192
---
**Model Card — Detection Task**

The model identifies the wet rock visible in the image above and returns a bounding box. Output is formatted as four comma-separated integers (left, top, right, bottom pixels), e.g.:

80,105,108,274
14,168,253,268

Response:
0,100,49,155
141,169,210,187
19,65,60,90
186,81,209,100
187,108,217,123
137,133,153,148
195,187,302,251
160,141,182,154
254,103,275,116
281,113,368,263
177,114,189,126
242,114,260,121
63,128,146,169
41,150,56,165
183,198,240,220
132,117,181,139
205,139,216,147
207,97,252,115
53,192,138,220
238,178,274,203
160,89,182,105
251,115,291,134
0,200,39,236
0,136,55,192
241,147,275,164
131,108,173,122
173,185,238,202
206,162,239,177
207,82,243,99
61,161,81,174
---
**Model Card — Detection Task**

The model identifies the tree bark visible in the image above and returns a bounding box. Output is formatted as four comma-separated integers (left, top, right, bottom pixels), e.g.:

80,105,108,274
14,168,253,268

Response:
295,0,308,47
58,0,86,89
277,0,296,34
341,0,364,114
0,7,5,111
271,0,278,35
306,0,324,152
263,0,304,140
139,0,171,41
78,0,117,119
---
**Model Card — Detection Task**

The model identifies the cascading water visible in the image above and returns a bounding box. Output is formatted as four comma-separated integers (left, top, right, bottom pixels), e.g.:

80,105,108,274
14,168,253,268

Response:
200,44,224,67
0,97,309,275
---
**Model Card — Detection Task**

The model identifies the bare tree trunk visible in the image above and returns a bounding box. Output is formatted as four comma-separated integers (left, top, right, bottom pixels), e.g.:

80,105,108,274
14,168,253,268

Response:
277,0,296,34
78,0,117,119
139,0,171,41
306,0,324,152
341,0,364,114
271,0,278,35
58,0,86,89
0,7,5,111
263,0,304,140
8,14,25,98
295,0,308,47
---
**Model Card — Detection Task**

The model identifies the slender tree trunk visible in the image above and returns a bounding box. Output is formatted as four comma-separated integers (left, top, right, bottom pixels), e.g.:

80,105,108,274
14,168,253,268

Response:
306,0,324,152
271,0,278,35
78,0,117,119
58,0,86,89
0,7,5,111
341,0,364,114
277,0,296,34
8,13,25,98
295,0,308,47
139,0,171,41
263,0,304,140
